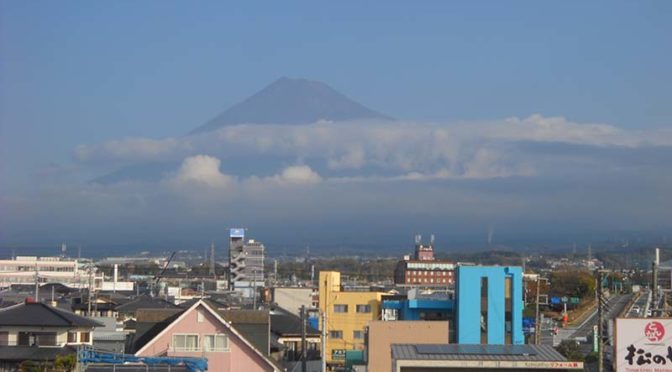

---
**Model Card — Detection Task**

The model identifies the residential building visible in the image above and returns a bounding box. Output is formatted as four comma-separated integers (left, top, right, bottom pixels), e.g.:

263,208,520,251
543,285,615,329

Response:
0,300,102,371
367,321,449,372
131,299,280,371
270,306,321,370
455,265,524,345
319,271,384,368
390,344,584,371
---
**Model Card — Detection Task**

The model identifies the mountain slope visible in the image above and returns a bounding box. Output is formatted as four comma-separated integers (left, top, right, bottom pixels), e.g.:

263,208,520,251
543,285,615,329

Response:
190,77,391,134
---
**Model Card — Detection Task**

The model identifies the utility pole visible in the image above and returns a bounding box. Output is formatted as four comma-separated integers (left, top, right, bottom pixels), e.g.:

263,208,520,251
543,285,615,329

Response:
87,267,93,316
596,270,605,372
253,269,257,309
535,277,541,345
321,311,327,372
652,248,660,316
300,305,307,372
34,264,39,303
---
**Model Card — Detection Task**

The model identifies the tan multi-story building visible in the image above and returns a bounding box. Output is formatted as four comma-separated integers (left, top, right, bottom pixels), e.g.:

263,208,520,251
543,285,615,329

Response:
319,271,384,367
367,321,450,372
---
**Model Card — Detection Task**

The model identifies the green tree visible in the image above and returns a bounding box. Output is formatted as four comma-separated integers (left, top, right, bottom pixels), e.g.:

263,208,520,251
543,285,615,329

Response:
555,340,585,361
54,354,76,372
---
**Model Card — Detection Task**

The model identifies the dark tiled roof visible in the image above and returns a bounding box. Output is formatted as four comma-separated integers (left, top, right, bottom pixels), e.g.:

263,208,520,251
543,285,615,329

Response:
218,309,269,324
270,307,319,337
116,295,178,314
0,302,102,328
136,308,183,323
0,345,77,361
392,344,571,362
130,311,184,354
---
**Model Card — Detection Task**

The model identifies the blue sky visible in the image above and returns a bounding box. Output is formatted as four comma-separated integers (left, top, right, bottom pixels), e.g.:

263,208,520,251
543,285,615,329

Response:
1,1,671,251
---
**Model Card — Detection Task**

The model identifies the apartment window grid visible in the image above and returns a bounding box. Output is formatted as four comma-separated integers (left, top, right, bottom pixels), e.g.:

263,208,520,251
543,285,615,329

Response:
353,330,364,339
329,330,343,339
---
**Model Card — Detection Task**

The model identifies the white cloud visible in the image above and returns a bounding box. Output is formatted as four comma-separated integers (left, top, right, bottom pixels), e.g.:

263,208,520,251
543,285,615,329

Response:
169,155,233,189
73,115,672,185
274,165,322,184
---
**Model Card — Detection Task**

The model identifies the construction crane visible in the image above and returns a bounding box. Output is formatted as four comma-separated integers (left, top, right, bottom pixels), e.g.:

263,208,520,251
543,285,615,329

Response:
152,251,176,297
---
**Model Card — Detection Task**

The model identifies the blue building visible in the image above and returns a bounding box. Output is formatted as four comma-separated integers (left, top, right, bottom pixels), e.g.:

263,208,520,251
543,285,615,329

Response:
455,265,524,345
381,289,454,321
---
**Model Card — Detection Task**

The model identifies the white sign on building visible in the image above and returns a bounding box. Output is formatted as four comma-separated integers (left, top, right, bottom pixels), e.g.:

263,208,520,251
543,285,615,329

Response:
616,318,672,372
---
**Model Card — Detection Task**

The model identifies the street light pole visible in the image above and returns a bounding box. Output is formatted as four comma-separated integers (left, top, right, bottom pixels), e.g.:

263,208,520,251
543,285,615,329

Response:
535,277,541,345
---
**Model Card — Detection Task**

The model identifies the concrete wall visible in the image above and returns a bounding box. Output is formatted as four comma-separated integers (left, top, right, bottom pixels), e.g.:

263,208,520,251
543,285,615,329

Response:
273,287,314,316
368,321,449,372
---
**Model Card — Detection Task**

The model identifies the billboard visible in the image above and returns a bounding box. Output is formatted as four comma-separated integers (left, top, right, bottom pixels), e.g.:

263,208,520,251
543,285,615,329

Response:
229,228,245,238
616,318,672,372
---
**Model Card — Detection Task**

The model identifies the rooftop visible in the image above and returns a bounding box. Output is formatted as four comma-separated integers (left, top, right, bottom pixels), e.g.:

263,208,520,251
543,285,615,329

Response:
0,301,102,328
393,344,565,360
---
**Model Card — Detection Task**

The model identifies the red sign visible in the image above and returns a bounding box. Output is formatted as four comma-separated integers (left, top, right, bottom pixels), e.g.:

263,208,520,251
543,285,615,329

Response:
645,321,665,342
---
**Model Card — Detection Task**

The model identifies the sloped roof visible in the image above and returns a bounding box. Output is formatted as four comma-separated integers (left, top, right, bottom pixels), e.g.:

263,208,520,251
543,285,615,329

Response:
270,307,319,337
0,302,102,328
116,295,179,314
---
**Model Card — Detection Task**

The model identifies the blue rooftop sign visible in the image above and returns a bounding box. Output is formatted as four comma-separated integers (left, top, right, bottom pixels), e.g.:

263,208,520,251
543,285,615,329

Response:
229,228,245,238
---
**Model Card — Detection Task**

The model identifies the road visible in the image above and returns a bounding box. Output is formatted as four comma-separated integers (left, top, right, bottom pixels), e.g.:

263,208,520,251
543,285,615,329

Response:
571,294,632,340
625,290,649,318
537,294,632,347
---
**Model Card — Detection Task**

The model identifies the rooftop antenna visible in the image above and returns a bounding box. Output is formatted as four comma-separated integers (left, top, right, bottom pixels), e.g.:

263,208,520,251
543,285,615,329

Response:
588,244,592,261
415,234,422,245
430,234,435,246
61,242,67,257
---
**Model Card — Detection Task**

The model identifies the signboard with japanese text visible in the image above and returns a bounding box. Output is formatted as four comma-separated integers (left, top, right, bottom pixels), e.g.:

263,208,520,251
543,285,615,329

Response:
332,349,346,360
616,318,672,372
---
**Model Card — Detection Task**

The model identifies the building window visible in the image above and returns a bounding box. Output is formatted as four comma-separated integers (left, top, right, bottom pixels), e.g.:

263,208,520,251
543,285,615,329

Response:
204,334,228,352
353,330,364,339
481,277,489,344
67,332,77,343
80,332,90,343
0,332,8,346
333,304,348,313
329,330,343,339
356,304,371,313
173,334,199,352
